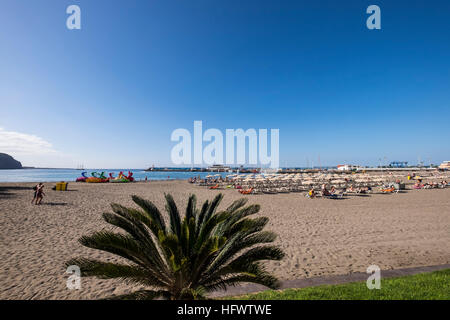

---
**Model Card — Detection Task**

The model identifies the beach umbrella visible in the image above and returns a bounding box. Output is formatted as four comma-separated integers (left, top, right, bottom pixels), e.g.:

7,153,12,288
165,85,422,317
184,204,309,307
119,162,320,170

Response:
330,179,346,184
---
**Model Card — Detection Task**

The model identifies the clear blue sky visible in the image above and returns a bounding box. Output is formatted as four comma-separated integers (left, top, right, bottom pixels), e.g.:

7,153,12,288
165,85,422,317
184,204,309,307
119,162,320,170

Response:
1,0,449,168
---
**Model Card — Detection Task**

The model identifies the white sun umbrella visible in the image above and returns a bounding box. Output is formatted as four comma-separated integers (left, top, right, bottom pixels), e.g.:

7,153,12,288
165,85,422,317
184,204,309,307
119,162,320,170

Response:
331,179,347,184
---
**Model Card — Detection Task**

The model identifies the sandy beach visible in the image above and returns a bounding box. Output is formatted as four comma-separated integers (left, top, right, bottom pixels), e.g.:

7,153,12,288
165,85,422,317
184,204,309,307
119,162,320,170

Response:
1,180,449,299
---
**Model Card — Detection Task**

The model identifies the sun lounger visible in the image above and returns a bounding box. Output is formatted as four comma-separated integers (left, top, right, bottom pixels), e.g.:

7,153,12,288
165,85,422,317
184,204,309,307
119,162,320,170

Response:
323,192,344,199
239,188,253,195
380,187,396,193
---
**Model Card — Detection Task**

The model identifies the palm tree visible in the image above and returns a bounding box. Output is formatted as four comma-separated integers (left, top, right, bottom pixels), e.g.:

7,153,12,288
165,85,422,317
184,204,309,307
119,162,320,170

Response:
66,193,284,300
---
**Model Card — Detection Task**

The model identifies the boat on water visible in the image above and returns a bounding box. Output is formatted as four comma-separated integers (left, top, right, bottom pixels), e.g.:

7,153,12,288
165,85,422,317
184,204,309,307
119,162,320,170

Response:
109,171,135,183
207,164,232,172
85,172,109,183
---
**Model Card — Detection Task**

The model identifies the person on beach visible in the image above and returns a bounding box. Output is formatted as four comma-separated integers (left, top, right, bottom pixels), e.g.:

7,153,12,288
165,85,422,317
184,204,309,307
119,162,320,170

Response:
413,181,423,189
358,186,371,194
31,184,39,204
35,183,45,205
321,184,331,196
31,183,44,204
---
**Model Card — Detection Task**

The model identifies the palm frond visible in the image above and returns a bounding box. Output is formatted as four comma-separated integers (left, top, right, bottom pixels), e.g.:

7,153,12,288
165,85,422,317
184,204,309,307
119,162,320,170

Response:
131,195,166,236
164,194,182,237
225,198,248,213
185,194,197,222
101,212,169,274
65,257,169,287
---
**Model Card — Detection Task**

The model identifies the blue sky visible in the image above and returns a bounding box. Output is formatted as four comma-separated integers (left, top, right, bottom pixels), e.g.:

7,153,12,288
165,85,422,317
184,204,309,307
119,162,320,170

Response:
1,0,449,168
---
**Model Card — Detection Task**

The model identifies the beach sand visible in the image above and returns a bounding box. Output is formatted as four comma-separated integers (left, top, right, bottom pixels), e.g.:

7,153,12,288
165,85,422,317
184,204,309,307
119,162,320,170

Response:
0,180,449,299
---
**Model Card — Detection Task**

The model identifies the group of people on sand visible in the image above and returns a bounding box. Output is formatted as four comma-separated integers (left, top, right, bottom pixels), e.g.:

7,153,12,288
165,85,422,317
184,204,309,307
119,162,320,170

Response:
308,184,375,199
413,180,449,189
345,185,372,194
188,175,230,184
307,184,341,198
31,183,45,205
187,176,201,184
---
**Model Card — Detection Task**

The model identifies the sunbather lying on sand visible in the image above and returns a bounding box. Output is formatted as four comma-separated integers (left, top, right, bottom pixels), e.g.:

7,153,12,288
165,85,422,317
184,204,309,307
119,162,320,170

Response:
381,186,395,192
358,186,372,194
239,188,253,195
413,182,424,189
426,182,441,189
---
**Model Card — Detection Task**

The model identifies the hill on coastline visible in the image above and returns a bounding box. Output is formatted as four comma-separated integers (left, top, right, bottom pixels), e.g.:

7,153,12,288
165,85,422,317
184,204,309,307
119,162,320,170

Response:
0,153,22,169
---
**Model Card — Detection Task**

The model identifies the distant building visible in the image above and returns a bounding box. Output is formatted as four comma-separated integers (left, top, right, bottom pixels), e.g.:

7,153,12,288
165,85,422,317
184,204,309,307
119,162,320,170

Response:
439,161,450,170
389,161,408,168
337,164,361,171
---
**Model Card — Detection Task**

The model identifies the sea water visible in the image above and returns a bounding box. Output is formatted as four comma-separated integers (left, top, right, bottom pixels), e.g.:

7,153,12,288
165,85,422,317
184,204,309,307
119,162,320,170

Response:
0,169,229,183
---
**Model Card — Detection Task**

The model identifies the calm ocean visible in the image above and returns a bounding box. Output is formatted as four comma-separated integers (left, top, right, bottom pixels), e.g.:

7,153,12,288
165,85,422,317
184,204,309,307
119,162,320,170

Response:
0,169,228,183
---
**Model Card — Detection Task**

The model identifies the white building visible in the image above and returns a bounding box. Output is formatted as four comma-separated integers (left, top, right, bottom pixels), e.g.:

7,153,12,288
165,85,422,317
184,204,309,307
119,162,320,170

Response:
337,164,362,171
439,161,450,170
